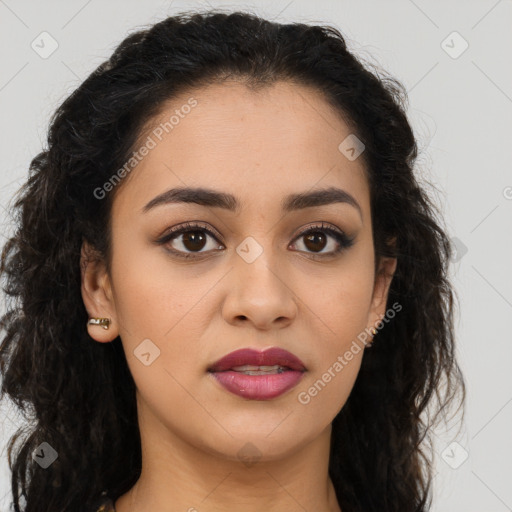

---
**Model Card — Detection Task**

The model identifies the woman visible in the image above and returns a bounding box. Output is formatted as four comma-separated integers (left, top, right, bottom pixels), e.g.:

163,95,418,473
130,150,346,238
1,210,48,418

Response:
0,9,465,512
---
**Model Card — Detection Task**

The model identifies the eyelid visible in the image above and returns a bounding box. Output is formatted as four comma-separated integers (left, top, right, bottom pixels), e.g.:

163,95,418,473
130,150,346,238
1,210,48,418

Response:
293,222,347,241
156,221,223,244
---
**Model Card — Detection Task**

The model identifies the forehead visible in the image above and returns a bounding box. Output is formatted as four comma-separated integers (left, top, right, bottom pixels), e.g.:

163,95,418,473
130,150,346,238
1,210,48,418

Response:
112,80,370,217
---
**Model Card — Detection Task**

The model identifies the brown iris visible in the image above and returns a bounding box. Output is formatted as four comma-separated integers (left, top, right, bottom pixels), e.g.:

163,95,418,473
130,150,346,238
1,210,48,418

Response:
303,232,327,252
182,231,207,251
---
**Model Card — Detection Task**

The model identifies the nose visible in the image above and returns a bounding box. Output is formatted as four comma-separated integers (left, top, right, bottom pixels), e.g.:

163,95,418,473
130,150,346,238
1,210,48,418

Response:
222,249,298,331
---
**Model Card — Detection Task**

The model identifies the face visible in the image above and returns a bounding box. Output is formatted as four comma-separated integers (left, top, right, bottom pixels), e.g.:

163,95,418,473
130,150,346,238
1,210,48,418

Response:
81,80,396,462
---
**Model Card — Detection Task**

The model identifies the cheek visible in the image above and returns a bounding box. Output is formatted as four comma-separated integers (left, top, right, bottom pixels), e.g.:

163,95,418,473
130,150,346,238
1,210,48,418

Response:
109,231,195,336
110,239,217,389
110,251,212,440
291,269,373,423
290,252,374,413
294,255,375,343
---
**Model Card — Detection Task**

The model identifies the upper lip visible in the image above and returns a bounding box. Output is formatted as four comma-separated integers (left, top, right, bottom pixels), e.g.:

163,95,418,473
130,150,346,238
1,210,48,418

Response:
208,347,306,372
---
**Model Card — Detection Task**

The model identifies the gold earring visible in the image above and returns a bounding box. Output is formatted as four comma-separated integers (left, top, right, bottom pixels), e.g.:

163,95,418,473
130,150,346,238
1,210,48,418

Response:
366,327,378,348
87,317,111,330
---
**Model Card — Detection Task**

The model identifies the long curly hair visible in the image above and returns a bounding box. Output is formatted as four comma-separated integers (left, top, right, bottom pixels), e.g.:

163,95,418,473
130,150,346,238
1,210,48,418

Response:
0,9,465,512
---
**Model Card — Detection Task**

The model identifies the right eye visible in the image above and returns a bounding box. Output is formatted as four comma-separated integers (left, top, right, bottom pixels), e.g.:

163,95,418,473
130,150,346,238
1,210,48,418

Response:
156,222,225,259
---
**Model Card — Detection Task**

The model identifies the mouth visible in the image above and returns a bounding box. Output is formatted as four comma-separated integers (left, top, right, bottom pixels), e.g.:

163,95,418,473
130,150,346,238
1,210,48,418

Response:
208,347,306,400
226,364,289,375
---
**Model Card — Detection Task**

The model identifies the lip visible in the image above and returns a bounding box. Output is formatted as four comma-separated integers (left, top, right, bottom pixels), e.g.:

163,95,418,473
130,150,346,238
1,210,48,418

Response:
208,347,306,400
209,347,306,373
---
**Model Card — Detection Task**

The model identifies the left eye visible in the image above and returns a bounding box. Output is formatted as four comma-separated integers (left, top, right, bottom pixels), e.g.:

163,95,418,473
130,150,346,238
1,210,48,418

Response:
290,227,347,255
289,224,354,257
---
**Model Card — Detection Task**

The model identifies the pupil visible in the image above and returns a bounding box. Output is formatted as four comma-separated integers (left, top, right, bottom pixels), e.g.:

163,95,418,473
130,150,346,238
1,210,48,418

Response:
183,231,206,251
305,232,326,252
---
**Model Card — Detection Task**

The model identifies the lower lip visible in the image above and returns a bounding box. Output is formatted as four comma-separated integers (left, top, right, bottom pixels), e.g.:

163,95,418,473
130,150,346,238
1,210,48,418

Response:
210,370,305,400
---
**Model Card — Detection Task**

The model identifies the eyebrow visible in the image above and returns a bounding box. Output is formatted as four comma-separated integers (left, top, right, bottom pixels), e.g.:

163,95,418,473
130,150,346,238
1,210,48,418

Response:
142,186,362,218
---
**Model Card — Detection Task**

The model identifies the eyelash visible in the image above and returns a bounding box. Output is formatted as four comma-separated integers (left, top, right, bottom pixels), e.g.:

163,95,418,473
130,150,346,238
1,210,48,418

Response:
156,221,355,260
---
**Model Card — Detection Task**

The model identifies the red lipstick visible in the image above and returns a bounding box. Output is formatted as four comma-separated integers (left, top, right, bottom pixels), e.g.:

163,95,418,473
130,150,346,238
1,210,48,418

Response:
208,347,306,400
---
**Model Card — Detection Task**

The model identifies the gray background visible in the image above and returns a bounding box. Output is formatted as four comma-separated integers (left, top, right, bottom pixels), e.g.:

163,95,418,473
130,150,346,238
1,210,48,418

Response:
0,0,511,510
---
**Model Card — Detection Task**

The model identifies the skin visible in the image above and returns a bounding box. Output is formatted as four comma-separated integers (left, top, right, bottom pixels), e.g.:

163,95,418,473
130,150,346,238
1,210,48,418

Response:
81,80,397,512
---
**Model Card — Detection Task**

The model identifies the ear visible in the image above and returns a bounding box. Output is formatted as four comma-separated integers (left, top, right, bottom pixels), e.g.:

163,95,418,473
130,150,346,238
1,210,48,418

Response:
80,239,119,342
368,254,397,330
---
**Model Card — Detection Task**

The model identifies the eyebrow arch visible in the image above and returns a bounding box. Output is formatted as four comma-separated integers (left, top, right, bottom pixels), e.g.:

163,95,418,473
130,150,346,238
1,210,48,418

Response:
142,186,362,218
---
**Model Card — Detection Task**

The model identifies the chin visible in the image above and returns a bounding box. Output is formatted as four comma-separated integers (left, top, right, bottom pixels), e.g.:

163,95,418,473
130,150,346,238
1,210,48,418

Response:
197,424,317,464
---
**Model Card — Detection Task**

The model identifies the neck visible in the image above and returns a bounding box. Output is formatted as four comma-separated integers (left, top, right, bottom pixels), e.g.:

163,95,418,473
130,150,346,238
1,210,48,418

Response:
115,401,342,512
